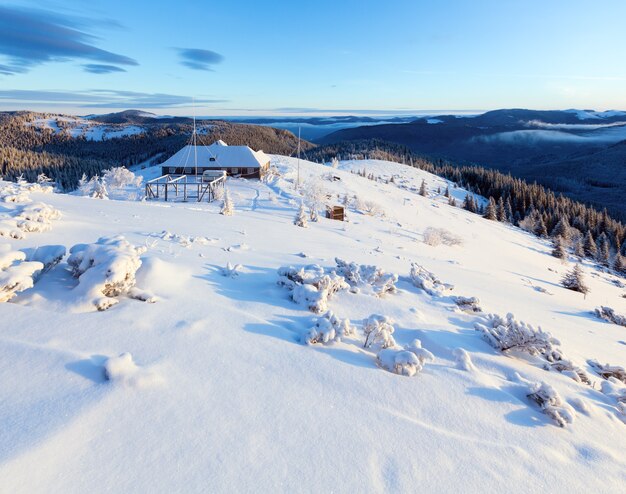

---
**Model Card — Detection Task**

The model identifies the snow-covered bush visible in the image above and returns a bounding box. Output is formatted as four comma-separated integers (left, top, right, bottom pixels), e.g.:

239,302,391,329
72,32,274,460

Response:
377,339,434,377
68,236,154,310
363,314,396,349
409,263,454,296
475,313,563,361
102,167,142,190
15,202,61,233
594,306,626,327
303,311,356,344
588,359,626,384
561,264,589,296
452,296,482,313
104,352,162,388
0,245,43,302
302,315,339,345
277,264,348,314
222,262,242,278
302,177,327,221
22,245,66,272
335,258,398,296
453,347,475,371
545,359,592,385
527,381,576,427
422,227,463,247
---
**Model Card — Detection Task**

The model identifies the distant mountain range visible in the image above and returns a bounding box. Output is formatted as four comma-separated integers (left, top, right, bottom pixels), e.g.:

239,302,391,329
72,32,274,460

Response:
316,109,626,217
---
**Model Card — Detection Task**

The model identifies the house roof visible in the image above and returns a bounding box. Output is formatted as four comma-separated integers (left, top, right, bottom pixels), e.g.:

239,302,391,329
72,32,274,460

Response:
161,141,270,169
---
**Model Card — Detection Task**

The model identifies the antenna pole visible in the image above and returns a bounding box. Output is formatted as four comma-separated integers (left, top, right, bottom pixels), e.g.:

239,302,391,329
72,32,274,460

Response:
297,126,301,188
193,97,198,179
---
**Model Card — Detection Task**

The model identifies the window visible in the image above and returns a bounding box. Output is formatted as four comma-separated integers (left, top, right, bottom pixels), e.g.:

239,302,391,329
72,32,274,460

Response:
169,167,177,174
247,168,254,175
184,167,192,174
209,157,216,161
232,168,239,174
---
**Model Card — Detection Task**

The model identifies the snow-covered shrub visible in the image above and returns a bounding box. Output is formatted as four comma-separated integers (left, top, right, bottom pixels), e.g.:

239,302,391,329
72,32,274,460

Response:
452,296,482,313
453,347,475,371
335,258,398,296
22,245,66,272
363,314,396,349
304,311,356,344
545,359,592,385
222,262,242,278
302,177,327,221
377,339,434,377
594,306,626,327
527,381,576,427
15,202,61,233
68,236,153,310
104,352,162,388
302,316,337,345
561,264,589,296
588,359,626,384
0,245,43,302
422,227,463,247
475,313,563,361
409,262,454,296
277,264,348,314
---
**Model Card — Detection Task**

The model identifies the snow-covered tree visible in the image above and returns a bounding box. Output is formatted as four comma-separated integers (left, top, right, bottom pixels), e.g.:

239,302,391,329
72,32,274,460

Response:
551,217,571,243
595,232,610,267
534,215,548,237
561,264,589,296
302,177,327,222
221,189,234,215
484,197,497,220
443,186,450,198
614,253,626,276
330,157,339,169
551,236,567,260
573,238,585,258
496,196,506,222
294,202,308,227
583,231,597,258
419,179,427,197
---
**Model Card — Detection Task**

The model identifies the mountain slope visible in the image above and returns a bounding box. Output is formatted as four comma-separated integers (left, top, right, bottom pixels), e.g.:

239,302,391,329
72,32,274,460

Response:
0,156,624,492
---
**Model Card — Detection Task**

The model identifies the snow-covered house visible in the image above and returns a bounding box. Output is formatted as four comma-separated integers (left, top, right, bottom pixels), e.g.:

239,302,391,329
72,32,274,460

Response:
160,140,270,178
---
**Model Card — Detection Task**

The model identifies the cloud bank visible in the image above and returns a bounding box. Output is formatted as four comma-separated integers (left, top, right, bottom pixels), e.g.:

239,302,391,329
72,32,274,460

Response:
0,6,137,75
175,48,224,71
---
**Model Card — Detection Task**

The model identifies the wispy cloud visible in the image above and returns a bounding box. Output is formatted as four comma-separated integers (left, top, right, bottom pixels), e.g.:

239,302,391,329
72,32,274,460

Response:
0,5,137,75
0,89,227,108
82,64,126,74
175,48,224,71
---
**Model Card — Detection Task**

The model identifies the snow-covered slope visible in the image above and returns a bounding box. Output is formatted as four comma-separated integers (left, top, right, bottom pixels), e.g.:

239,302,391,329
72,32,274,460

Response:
26,116,145,141
0,156,625,493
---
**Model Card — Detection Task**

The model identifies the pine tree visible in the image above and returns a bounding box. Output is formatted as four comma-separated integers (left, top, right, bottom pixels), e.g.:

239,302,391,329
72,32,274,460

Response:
484,197,497,220
552,236,567,260
573,238,585,258
448,196,457,207
463,194,476,213
551,217,571,243
294,202,308,227
221,189,234,216
496,196,506,222
596,232,610,267
583,231,597,258
419,179,427,197
505,197,513,223
561,264,589,297
534,215,548,237
444,186,450,198
614,253,626,276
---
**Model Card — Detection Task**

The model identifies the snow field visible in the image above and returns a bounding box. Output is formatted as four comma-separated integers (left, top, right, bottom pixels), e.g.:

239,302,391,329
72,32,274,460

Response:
0,155,625,492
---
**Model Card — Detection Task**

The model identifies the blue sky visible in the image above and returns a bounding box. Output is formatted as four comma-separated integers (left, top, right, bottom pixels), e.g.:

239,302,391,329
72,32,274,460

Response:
1,0,625,116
